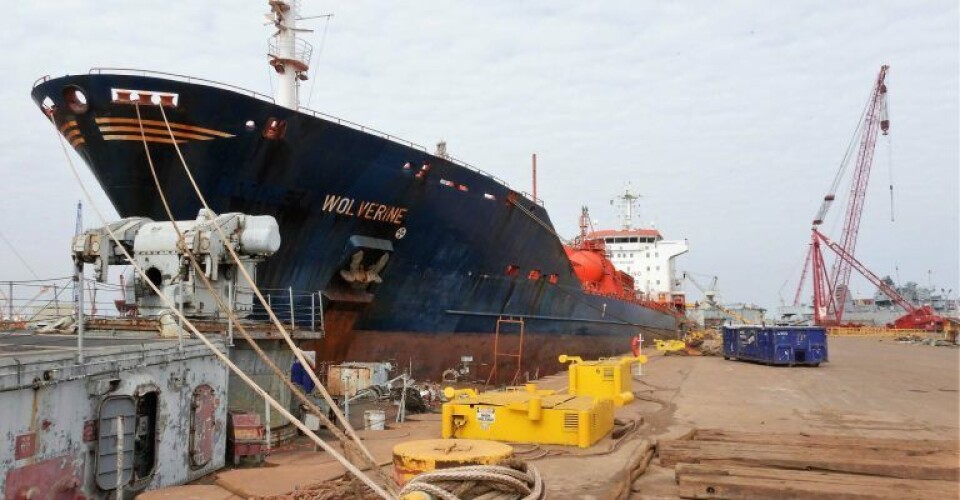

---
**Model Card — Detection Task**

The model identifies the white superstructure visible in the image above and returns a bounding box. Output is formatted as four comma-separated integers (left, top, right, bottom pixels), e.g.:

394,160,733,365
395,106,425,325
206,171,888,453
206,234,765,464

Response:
588,189,688,301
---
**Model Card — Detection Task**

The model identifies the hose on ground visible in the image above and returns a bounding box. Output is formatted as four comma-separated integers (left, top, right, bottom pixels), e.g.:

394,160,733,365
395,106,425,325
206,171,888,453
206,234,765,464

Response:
398,460,545,500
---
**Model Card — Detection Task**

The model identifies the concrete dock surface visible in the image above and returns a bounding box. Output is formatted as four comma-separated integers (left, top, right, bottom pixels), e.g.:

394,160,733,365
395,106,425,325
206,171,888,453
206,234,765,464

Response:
141,336,959,499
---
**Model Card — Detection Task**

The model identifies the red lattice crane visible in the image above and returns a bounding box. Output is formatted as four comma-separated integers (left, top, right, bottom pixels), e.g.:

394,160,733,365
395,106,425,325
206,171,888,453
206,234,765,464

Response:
795,66,950,332
810,231,948,330
800,65,890,325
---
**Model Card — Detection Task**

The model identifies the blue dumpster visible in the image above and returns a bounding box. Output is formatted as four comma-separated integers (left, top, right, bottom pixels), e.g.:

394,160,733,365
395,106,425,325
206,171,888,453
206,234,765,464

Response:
722,326,828,366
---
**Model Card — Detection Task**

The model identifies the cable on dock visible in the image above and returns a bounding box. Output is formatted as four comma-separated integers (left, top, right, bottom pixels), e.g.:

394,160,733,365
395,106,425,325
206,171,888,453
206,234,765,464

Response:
398,460,545,500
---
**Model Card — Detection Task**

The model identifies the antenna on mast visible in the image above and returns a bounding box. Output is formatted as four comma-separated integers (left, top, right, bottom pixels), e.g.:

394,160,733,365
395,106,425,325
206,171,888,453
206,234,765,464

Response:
266,1,330,109
612,185,642,230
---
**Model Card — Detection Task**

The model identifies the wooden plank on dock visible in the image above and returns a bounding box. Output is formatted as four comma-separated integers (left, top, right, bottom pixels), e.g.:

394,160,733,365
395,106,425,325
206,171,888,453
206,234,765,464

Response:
676,463,958,500
659,440,959,480
693,429,959,453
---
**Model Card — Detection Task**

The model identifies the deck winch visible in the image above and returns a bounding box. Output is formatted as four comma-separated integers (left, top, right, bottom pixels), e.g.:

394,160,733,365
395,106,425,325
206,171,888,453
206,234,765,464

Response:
441,384,615,448
72,209,280,318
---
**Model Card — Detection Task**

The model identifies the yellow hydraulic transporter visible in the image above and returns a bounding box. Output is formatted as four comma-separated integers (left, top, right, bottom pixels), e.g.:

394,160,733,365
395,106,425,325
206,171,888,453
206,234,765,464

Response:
558,355,646,407
441,385,614,448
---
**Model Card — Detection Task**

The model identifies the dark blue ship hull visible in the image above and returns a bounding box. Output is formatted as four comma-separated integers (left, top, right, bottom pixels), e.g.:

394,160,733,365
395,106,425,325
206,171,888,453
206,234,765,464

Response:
32,71,678,377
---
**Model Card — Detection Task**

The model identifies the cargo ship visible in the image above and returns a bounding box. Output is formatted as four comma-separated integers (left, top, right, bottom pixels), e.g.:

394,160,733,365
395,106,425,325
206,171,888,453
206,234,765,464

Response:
31,1,680,377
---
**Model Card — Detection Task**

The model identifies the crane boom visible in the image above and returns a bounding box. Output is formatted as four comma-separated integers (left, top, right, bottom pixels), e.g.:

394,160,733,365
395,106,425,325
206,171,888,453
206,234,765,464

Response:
800,66,891,325
813,230,915,314
795,66,950,332
826,65,890,322
683,272,754,325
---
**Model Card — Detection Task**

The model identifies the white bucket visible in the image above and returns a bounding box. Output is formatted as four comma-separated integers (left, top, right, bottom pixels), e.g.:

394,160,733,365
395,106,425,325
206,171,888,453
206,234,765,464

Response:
304,413,321,431
364,410,386,430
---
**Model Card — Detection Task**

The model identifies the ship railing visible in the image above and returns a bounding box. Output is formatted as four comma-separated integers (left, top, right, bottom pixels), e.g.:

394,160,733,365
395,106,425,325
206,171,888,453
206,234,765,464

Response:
518,190,546,207
268,37,314,68
0,277,127,326
0,279,326,333
79,68,544,207
297,107,430,152
295,106,544,204
86,67,277,102
443,155,533,203
243,286,326,332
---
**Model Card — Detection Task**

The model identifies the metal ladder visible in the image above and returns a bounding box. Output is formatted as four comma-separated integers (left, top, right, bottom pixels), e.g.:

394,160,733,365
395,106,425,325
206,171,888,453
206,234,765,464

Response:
485,315,525,386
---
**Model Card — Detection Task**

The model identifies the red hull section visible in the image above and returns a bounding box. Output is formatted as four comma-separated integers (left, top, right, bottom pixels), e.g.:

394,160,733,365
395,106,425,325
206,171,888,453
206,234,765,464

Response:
302,327,676,382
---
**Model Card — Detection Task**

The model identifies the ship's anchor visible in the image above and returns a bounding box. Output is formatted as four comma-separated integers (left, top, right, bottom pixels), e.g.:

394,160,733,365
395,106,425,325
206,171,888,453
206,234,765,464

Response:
340,250,389,284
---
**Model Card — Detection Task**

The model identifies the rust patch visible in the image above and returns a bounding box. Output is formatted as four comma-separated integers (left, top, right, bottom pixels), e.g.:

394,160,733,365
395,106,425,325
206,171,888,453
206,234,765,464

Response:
189,384,217,468
82,420,98,443
14,433,36,460
4,454,84,500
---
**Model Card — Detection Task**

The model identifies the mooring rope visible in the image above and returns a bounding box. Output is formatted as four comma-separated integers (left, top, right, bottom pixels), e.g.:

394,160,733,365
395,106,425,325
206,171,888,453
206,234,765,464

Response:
133,105,396,492
399,462,546,500
142,105,397,493
153,105,393,484
50,122,392,499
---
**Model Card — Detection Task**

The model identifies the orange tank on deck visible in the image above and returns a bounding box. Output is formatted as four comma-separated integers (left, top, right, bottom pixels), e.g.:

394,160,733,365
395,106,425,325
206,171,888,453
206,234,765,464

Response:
563,206,682,316
565,246,604,283
563,243,633,298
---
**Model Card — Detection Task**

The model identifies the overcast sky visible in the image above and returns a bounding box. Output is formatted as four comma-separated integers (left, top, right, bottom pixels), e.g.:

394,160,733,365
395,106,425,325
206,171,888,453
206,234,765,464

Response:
0,1,956,311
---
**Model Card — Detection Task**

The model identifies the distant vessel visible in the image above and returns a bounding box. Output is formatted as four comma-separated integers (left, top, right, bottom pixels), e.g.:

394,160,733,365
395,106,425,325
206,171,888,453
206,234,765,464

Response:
778,279,959,327
31,1,681,377
585,188,689,305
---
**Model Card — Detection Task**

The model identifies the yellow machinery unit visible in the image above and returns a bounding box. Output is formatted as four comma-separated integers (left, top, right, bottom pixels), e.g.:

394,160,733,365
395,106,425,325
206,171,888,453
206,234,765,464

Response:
558,355,646,407
655,339,687,353
441,384,615,448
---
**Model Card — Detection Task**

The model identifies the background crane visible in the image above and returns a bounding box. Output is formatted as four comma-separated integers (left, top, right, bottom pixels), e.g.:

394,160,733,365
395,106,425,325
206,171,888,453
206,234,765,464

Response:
799,65,889,326
813,231,951,331
683,272,755,326
795,65,950,333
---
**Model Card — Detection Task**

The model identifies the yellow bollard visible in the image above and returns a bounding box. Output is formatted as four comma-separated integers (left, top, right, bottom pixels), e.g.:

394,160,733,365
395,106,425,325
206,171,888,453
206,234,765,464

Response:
528,394,542,421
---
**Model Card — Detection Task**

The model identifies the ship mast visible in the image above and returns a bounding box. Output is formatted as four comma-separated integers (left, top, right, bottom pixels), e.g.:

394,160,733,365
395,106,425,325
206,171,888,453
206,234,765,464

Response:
267,0,313,109
613,187,642,230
